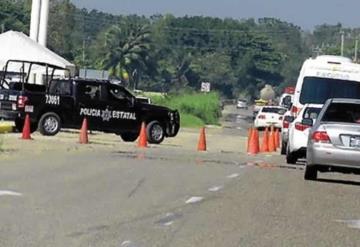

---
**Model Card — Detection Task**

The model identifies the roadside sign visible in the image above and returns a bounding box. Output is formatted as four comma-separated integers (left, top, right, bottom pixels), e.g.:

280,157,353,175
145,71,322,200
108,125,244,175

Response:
201,82,211,92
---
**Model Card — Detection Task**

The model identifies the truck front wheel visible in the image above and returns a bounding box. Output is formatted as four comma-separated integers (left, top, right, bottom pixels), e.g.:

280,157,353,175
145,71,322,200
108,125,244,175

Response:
120,133,139,142
38,112,61,136
146,121,165,144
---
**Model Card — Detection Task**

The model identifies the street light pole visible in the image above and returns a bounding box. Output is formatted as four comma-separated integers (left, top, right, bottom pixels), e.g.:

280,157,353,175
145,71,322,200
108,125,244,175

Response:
355,38,359,62
340,31,345,56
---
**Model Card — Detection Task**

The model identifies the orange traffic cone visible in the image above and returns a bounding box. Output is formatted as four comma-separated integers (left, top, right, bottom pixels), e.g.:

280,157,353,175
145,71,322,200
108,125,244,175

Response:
247,128,253,153
275,128,280,149
248,128,260,155
268,126,276,152
197,127,207,151
260,128,269,153
79,118,89,144
21,114,32,140
138,122,148,148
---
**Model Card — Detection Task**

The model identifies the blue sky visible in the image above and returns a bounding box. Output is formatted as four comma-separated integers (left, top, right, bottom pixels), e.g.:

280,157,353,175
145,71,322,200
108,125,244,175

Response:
71,0,360,30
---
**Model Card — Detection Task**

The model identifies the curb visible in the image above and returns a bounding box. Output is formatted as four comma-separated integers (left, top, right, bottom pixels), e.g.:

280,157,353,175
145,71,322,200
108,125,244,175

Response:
0,122,15,134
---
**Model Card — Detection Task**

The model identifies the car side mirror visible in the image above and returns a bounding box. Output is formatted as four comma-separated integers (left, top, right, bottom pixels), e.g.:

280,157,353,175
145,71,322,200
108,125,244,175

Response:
302,118,313,127
287,103,293,110
285,116,295,123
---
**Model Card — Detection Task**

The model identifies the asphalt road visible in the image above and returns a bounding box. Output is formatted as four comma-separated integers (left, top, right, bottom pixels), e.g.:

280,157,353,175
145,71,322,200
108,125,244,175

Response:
1,105,360,246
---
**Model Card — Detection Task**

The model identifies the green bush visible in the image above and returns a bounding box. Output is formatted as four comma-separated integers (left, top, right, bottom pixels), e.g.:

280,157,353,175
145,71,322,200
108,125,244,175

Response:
151,92,221,127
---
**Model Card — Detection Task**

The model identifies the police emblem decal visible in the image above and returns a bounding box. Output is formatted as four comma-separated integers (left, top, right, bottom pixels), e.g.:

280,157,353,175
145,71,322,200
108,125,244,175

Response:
101,108,112,121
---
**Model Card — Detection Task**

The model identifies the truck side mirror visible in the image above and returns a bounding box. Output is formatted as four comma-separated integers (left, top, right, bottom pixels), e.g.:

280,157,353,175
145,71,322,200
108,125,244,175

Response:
130,97,135,107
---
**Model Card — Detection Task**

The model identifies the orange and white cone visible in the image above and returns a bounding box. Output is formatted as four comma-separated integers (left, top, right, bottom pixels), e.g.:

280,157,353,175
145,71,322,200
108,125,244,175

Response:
268,126,276,152
79,118,89,144
138,122,148,148
21,114,32,140
260,128,269,153
248,128,260,155
247,128,253,153
197,127,207,151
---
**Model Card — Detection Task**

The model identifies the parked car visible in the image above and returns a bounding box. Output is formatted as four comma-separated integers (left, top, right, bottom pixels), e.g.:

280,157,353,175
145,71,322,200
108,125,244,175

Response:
286,104,322,163
280,111,295,155
254,106,287,129
236,99,248,109
305,98,360,180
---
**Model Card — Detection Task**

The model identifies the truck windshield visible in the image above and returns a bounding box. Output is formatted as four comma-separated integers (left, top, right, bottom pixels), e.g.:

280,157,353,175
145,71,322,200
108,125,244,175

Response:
300,77,360,104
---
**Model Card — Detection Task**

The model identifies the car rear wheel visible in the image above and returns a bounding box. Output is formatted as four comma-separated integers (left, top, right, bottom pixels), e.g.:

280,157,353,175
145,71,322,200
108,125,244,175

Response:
286,144,298,164
281,141,287,155
38,112,61,136
304,165,317,180
146,121,165,144
120,133,139,142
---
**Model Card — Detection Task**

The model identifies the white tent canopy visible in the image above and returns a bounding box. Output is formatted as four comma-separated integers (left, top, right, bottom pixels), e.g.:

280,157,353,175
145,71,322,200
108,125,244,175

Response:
0,31,75,78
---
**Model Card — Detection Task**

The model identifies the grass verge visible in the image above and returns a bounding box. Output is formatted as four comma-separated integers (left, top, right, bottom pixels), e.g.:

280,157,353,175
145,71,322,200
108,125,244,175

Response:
151,92,221,128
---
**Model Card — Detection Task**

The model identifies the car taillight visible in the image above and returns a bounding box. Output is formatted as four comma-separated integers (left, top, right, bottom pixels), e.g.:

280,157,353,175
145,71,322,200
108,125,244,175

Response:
312,131,331,143
295,122,311,131
291,106,301,116
283,121,289,129
258,115,266,119
17,96,28,108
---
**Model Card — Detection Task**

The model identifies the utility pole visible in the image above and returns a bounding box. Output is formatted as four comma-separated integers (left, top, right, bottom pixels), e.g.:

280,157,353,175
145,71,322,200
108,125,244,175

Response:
355,38,359,63
340,31,345,56
1,23,4,33
82,38,86,66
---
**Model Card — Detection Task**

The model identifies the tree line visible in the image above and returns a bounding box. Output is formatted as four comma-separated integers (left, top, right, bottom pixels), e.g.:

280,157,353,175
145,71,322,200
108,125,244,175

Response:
1,0,360,99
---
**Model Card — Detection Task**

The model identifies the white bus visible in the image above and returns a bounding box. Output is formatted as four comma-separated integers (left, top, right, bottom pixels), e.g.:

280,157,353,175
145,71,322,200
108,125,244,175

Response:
292,55,360,116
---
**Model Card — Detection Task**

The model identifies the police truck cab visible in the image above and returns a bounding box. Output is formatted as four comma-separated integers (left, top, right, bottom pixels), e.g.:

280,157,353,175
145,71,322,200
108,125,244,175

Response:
0,61,180,144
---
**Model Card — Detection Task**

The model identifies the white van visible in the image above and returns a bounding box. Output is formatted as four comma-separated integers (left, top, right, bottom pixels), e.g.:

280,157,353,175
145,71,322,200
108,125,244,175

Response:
291,55,360,116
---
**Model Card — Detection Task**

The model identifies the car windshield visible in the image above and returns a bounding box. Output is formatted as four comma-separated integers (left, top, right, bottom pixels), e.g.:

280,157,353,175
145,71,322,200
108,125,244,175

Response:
262,107,286,115
303,107,321,120
300,77,360,104
322,103,360,124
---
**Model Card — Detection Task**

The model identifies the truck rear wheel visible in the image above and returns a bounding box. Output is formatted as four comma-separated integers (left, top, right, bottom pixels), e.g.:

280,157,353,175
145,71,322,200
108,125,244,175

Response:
38,112,61,136
120,133,139,142
15,118,37,133
146,121,165,144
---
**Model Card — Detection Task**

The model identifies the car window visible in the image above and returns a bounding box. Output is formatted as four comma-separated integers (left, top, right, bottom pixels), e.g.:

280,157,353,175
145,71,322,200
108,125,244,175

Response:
322,103,360,124
108,85,133,102
281,95,292,107
303,107,321,120
77,83,101,101
262,107,286,114
300,77,360,104
49,80,71,95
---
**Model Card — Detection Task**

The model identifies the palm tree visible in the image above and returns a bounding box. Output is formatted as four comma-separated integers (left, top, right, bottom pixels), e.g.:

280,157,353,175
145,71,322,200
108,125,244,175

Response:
99,23,154,89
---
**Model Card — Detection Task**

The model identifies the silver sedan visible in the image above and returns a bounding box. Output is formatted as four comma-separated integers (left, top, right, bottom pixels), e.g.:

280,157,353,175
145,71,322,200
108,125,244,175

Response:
305,98,360,180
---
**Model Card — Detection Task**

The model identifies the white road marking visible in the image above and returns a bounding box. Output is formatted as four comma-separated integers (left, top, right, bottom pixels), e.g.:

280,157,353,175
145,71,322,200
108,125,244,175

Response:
208,186,223,192
336,220,360,229
163,221,174,226
227,173,239,179
121,240,133,246
0,190,22,197
185,196,204,204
